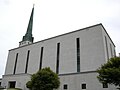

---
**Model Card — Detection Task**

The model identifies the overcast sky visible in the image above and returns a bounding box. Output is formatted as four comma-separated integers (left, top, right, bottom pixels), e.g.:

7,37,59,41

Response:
0,0,120,78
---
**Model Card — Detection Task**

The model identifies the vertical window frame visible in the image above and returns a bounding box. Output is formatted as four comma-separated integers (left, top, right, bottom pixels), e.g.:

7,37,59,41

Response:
39,47,44,70
13,53,18,74
25,50,30,73
56,43,60,74
110,43,113,58
76,38,80,72
0,81,1,86
114,49,116,57
105,36,109,60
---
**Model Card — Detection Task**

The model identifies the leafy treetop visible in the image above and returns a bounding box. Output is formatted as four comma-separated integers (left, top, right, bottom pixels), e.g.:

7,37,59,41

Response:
26,67,60,90
97,57,120,87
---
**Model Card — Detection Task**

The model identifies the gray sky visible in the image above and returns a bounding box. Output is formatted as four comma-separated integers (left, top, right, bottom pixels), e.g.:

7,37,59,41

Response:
0,0,120,78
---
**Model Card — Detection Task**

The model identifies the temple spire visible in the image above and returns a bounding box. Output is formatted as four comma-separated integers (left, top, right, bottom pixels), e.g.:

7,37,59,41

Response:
19,5,34,47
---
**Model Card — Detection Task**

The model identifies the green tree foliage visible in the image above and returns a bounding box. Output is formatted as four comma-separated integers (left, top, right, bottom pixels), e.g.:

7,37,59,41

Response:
97,57,120,87
26,67,60,90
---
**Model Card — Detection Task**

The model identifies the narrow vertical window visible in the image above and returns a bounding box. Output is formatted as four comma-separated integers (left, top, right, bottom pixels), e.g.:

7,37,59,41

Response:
56,43,60,74
110,44,113,58
39,47,44,70
25,50,30,73
13,53,18,74
114,49,116,57
105,36,109,60
76,38,80,72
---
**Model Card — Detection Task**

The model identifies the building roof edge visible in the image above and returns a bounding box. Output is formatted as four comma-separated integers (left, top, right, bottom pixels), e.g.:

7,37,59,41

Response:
101,24,116,47
9,23,111,51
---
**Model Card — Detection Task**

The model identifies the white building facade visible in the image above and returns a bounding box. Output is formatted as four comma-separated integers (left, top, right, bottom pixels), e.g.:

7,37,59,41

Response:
1,7,117,90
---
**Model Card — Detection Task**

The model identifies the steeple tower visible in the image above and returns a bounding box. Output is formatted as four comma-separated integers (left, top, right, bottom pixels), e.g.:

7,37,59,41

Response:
19,5,34,47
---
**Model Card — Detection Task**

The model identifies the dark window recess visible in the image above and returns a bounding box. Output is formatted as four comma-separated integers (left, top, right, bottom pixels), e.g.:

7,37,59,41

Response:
63,84,68,89
39,47,44,70
82,84,86,89
25,50,30,73
13,53,18,74
0,82,1,86
110,44,113,57
9,81,16,88
56,43,60,74
114,49,116,57
103,83,108,88
76,38,80,72
105,36,109,60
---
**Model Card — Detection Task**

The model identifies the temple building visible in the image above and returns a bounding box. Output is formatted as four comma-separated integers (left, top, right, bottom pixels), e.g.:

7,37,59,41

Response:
1,6,117,90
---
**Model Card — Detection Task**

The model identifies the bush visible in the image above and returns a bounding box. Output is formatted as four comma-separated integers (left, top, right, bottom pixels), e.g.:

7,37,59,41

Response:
26,67,60,90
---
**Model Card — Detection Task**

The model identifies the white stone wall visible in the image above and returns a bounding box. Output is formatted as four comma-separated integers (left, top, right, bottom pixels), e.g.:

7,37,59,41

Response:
5,24,115,75
3,24,116,90
1,74,31,90
101,26,116,62
59,72,116,90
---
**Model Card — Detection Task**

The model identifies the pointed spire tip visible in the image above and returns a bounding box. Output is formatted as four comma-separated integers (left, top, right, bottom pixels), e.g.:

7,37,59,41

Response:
33,4,35,8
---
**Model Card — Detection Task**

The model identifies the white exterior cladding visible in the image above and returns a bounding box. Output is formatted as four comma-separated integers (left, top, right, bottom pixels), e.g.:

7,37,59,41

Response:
2,24,116,90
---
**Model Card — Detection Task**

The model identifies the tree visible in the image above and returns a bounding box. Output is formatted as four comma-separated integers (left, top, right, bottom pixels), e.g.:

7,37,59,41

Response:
97,57,120,88
26,67,60,90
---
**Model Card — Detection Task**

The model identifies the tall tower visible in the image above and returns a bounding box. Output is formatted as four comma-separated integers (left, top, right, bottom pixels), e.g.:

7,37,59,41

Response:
19,5,34,47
